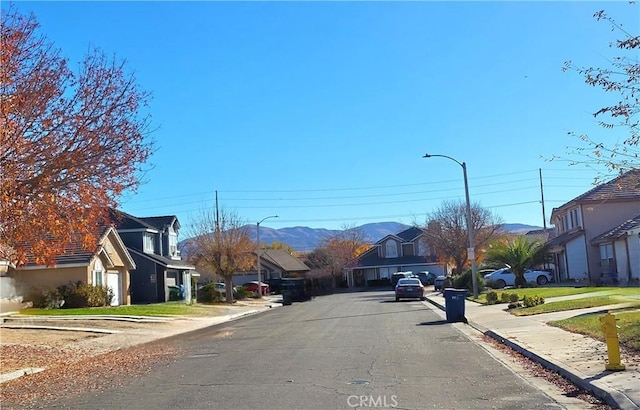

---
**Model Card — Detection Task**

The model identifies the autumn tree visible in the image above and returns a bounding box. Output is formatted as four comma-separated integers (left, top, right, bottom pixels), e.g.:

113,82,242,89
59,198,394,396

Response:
306,225,371,286
484,236,547,288
559,5,639,175
0,8,153,266
265,240,297,255
421,200,504,276
186,209,255,303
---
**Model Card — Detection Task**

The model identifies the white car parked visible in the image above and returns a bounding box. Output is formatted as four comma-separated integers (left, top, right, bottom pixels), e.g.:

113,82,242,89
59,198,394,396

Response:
483,268,552,288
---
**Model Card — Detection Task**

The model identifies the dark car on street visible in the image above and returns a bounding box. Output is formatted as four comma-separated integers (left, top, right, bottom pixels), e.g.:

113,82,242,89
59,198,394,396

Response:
434,275,447,291
394,278,425,302
391,272,411,288
416,271,437,286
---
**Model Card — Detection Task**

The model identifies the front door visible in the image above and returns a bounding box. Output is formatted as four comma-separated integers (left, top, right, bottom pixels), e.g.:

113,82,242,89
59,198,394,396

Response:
107,271,121,306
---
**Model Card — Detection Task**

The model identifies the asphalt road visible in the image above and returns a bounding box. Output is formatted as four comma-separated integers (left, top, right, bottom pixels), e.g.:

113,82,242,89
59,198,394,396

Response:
54,291,563,409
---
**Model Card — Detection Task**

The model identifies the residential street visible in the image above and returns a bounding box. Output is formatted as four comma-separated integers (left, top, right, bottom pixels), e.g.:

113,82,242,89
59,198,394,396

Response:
48,292,570,410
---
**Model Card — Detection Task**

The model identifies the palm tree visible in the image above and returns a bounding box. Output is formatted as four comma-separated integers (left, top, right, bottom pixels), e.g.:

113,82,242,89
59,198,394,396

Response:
484,236,547,288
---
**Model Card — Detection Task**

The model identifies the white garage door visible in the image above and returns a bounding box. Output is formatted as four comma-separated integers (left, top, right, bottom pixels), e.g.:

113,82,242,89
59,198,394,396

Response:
107,272,121,306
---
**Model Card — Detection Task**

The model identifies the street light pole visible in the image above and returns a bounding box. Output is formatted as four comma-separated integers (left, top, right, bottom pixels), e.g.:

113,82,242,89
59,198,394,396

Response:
423,153,479,299
256,215,278,299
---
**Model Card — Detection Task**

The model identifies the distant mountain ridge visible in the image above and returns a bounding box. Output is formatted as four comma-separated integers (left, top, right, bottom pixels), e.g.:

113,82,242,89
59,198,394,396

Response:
244,222,542,252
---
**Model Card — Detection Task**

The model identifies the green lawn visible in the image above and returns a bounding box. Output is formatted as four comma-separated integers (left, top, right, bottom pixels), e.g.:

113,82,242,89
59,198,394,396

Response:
510,296,640,316
473,286,640,353
18,302,227,317
474,286,634,303
550,310,640,352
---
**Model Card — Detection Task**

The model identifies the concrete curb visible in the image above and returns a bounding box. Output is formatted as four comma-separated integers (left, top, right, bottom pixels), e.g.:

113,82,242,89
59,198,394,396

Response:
0,324,120,334
424,295,639,410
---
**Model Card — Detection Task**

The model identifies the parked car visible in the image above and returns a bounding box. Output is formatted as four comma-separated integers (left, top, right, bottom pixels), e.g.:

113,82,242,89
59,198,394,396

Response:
242,281,270,295
214,283,238,297
483,268,553,288
391,272,411,287
395,278,425,302
416,271,437,286
434,275,447,291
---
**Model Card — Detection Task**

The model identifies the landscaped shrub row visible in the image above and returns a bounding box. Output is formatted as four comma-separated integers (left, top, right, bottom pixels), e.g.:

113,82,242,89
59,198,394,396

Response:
30,281,114,308
485,291,544,309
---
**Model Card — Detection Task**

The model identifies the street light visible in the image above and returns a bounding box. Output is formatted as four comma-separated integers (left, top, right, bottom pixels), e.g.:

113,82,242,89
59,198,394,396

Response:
422,153,479,299
256,215,278,299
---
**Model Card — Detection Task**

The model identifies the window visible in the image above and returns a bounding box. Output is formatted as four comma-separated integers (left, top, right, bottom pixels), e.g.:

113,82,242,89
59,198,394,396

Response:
143,232,155,253
169,234,178,257
385,240,398,258
92,259,104,286
600,244,615,274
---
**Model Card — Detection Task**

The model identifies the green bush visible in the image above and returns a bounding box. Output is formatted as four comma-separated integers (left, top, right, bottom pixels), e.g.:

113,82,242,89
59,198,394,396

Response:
509,293,520,303
58,281,113,308
486,291,498,304
500,292,511,303
235,285,248,300
28,288,64,309
197,283,223,303
452,269,485,291
523,295,545,308
32,281,113,308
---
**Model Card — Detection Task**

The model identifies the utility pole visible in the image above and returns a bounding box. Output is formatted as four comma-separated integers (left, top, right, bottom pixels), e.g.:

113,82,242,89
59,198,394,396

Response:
539,169,547,233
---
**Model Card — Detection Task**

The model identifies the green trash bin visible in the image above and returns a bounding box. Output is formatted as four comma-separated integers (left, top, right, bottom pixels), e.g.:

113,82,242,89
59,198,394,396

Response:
444,288,466,323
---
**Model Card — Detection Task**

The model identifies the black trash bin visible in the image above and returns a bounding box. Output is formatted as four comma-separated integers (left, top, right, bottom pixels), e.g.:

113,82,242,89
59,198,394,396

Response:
282,290,293,306
443,288,467,323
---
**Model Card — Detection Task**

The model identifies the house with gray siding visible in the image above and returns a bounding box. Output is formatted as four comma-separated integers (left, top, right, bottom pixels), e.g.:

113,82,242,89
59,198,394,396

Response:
110,210,195,303
344,226,448,287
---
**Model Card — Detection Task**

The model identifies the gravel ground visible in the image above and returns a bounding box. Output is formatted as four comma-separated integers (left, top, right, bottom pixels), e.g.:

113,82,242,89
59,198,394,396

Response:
0,320,181,409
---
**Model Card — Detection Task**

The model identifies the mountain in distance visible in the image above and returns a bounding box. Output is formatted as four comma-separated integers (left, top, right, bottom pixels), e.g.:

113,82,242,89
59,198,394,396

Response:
248,222,542,252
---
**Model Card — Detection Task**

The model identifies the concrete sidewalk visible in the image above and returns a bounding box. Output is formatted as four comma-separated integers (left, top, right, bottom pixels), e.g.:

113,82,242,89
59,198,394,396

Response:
424,291,640,410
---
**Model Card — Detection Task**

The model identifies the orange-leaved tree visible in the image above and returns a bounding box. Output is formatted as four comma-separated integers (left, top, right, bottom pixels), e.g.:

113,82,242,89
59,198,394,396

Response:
0,7,153,266
306,225,371,287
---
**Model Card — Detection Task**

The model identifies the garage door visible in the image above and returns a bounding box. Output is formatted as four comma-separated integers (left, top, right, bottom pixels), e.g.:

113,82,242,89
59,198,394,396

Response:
107,272,121,306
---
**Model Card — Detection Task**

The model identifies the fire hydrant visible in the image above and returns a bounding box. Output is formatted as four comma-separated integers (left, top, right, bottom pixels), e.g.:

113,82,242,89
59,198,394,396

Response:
599,313,625,371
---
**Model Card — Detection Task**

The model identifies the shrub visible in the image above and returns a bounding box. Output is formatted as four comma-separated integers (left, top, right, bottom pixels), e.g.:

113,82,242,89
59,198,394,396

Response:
197,283,223,303
509,293,520,303
34,281,113,308
499,292,511,303
368,279,391,287
486,291,498,305
58,281,113,308
507,302,522,309
523,295,545,308
28,288,64,309
453,269,484,291
235,285,248,300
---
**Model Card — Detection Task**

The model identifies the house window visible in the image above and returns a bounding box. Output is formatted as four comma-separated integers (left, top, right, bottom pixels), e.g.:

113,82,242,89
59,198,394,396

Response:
92,259,104,286
143,232,155,253
169,234,178,257
600,243,615,274
385,240,398,258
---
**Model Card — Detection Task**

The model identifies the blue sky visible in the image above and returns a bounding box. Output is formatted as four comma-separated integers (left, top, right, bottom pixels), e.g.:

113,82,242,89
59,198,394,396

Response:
12,1,639,231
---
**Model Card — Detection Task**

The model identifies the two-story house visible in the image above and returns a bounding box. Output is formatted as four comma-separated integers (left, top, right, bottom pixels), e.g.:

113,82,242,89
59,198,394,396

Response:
546,169,640,284
344,226,447,287
110,210,195,304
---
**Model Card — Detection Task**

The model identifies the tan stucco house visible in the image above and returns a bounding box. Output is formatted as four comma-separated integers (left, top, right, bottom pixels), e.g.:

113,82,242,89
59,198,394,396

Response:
8,226,135,306
546,169,640,285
